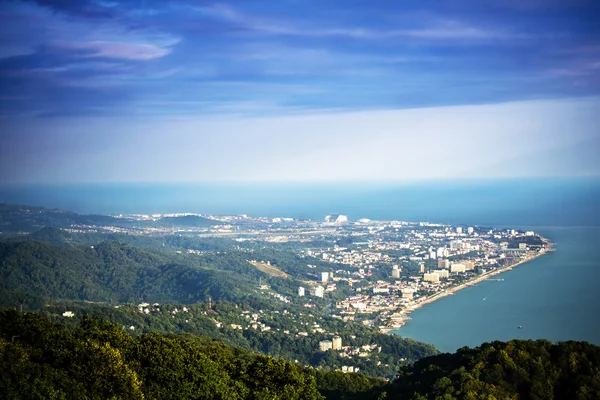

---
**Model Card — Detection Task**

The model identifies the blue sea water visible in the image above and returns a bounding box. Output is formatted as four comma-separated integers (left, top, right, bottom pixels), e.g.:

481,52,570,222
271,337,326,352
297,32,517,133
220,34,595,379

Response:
394,226,600,352
1,178,599,350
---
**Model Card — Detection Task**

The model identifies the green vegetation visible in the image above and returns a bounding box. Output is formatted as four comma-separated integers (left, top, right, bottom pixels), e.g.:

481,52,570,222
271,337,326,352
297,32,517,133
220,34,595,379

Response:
385,339,600,399
0,240,261,307
35,300,438,378
0,310,382,400
1,310,599,400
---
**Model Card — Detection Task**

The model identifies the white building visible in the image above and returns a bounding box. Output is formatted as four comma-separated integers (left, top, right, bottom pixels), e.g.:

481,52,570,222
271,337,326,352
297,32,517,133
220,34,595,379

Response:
451,263,466,273
319,340,333,351
438,259,450,269
434,269,450,279
456,227,463,234
392,268,401,279
313,286,325,298
424,272,440,282
321,272,329,283
332,336,342,350
373,287,390,294
467,227,474,234
298,286,305,297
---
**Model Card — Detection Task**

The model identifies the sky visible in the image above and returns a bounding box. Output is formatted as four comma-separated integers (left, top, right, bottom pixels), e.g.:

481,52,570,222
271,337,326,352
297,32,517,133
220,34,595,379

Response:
0,0,599,183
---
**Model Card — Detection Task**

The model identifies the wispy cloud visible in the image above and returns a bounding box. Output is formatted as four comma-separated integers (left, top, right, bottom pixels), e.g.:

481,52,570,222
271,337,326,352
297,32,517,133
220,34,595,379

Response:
49,40,172,60
196,3,511,41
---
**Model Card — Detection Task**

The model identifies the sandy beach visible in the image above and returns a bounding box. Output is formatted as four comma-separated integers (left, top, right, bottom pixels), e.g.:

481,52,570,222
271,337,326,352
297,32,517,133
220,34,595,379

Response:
381,243,552,334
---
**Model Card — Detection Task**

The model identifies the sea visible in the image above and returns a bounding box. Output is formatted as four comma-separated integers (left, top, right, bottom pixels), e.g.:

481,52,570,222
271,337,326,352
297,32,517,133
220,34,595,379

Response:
1,177,599,352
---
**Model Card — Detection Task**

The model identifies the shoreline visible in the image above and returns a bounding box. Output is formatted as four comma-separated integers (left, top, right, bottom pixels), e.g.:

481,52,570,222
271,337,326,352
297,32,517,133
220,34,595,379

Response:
381,243,552,334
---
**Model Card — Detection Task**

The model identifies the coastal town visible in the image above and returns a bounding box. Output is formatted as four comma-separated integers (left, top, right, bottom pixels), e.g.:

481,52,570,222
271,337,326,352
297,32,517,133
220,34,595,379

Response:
66,210,552,333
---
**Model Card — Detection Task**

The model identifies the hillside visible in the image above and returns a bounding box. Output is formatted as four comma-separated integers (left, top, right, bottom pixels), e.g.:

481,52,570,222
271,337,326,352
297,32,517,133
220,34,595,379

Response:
1,310,599,400
0,240,261,307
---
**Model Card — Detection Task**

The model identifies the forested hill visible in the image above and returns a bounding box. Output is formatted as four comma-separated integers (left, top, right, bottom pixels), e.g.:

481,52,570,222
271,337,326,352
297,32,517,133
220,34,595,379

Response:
0,240,261,307
1,310,599,400
0,309,382,400
387,339,600,399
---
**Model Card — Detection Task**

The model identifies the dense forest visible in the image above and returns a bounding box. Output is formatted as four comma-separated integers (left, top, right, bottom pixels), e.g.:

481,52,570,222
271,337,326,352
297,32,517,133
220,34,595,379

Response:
0,310,383,400
0,240,262,307
1,310,599,400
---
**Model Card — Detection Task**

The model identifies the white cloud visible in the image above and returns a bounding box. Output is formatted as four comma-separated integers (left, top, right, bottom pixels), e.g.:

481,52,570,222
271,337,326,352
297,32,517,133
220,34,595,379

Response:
53,41,172,60
3,98,598,183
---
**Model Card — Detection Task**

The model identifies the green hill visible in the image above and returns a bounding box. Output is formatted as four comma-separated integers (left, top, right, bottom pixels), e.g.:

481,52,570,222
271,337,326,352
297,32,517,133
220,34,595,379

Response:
0,240,260,307
1,310,599,400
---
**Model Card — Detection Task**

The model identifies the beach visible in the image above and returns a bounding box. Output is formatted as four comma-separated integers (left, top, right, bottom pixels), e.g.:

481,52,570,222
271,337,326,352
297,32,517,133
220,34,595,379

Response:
381,243,552,334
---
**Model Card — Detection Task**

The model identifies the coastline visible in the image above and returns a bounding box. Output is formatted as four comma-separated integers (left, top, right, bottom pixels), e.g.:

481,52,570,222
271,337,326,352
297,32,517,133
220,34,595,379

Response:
381,243,552,334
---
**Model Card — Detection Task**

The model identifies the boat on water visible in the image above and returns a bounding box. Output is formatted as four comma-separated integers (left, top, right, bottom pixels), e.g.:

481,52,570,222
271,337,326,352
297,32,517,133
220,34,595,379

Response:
518,325,523,329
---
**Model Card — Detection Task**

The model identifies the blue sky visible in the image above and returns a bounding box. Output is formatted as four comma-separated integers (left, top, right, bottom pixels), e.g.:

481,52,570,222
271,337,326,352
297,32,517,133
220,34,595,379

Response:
0,0,599,182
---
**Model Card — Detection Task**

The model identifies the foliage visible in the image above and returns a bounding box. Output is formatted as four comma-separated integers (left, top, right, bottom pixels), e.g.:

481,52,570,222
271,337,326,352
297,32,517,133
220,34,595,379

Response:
386,339,600,399
0,240,259,306
0,310,327,400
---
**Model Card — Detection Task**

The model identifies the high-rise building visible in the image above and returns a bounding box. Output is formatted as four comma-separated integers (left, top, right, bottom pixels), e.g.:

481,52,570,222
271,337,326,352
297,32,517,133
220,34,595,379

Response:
298,286,305,296
467,227,474,234
438,259,450,269
392,268,401,279
319,340,333,351
429,250,437,259
456,227,463,234
423,272,440,282
464,261,475,270
419,263,425,273
321,272,329,283
434,269,450,279
332,336,342,350
313,286,325,298
450,263,466,273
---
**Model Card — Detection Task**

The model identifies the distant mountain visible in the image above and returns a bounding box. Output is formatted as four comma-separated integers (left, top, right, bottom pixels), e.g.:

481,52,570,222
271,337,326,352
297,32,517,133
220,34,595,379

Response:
0,203,127,233
0,203,219,235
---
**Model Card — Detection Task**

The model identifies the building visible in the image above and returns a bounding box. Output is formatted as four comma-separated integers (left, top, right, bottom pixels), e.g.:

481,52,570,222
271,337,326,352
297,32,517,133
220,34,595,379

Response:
437,247,449,258
438,259,450,269
332,336,342,350
429,250,437,259
467,226,474,234
402,288,414,300
298,286,305,297
373,287,390,294
319,340,333,351
321,272,329,283
419,263,425,273
456,227,463,234
392,268,401,279
519,243,527,249
324,215,349,225
313,286,325,298
434,269,450,279
423,272,440,282
464,261,475,270
450,263,466,273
